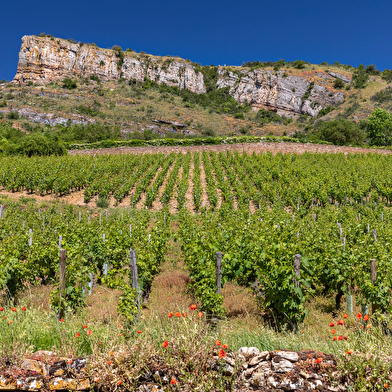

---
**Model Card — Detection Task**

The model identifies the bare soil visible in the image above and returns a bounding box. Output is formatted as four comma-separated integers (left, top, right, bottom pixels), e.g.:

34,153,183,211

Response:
69,142,392,156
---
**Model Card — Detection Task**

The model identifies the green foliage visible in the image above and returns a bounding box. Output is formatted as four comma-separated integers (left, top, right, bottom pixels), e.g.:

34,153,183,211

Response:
314,119,365,145
352,64,369,89
381,69,392,83
200,65,219,92
367,108,392,146
0,100,6,107
7,111,19,120
333,78,345,89
62,77,77,90
255,109,285,125
96,195,109,209
317,106,334,118
90,75,100,83
291,60,307,69
112,45,125,69
365,64,380,76
371,87,392,104
302,82,314,102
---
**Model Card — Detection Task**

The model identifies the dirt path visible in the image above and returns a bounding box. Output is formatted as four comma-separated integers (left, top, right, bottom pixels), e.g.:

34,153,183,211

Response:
69,142,392,156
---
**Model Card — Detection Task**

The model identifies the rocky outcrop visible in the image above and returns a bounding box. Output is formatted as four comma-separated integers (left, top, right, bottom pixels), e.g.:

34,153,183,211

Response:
13,35,346,117
13,36,206,94
216,68,345,117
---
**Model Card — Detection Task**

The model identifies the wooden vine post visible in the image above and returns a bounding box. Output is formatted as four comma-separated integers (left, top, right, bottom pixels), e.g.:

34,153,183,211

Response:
216,252,222,294
293,254,301,287
130,249,140,323
58,249,66,320
370,259,378,314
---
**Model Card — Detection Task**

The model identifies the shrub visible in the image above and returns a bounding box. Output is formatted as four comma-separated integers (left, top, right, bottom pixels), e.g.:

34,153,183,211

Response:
255,109,284,125
382,69,392,84
96,195,109,209
90,75,100,83
7,111,19,120
333,78,345,89
352,65,369,89
291,60,307,69
0,100,6,108
62,77,77,90
367,108,392,146
371,87,392,104
314,119,365,145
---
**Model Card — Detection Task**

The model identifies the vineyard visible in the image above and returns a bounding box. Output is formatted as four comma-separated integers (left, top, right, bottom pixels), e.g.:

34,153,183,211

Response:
1,149,392,325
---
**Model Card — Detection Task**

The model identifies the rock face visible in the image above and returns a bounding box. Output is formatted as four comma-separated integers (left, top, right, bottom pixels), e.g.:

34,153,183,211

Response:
14,36,206,94
13,35,346,117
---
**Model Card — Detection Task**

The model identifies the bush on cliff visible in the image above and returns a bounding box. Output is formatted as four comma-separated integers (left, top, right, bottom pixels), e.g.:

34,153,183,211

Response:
313,119,365,146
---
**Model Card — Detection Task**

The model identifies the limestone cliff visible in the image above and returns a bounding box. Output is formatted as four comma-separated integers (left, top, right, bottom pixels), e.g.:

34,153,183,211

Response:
14,35,346,117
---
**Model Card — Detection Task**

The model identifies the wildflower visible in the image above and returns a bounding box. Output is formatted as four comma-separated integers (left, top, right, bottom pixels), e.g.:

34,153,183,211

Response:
360,326,364,329
222,344,228,349
384,383,389,388
83,324,87,329
98,342,102,345
87,329,92,336
117,323,120,328
21,306,26,311
168,311,174,318
333,336,337,341
367,324,372,329
59,319,64,322
67,359,73,364
182,313,187,317
316,358,322,364
338,335,343,340
364,314,369,321
343,336,348,340
343,313,348,318
0,307,3,311
117,380,122,385
337,320,344,325
94,377,100,382
216,340,222,346
75,332,80,338
356,313,362,320
331,329,336,334
198,312,203,318
11,307,16,312
8,320,13,325
137,330,142,334
346,349,352,355
118,333,124,336
218,349,226,358
163,340,168,348
107,361,112,365
190,304,197,310
170,378,177,385
175,312,181,318
329,322,335,327
3,316,6,319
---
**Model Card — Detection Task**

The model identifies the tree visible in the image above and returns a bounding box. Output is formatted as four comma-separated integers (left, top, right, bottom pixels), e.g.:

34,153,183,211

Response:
333,78,345,89
352,64,369,89
314,119,365,145
367,108,392,146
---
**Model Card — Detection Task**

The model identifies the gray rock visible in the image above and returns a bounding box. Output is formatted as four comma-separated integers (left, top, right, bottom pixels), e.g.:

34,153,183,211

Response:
238,347,260,359
271,357,294,373
248,351,269,366
328,71,351,84
273,350,299,362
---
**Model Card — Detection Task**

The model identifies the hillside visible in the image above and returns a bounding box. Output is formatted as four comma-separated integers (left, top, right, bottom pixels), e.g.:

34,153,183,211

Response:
0,34,391,145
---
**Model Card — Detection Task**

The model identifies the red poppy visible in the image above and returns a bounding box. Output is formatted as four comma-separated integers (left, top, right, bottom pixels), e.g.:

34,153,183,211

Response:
384,383,389,388
218,349,226,358
222,344,228,349
3,316,6,319
346,349,352,355
343,314,348,319
67,359,73,364
0,307,3,311
329,322,334,327
216,340,222,346
117,381,122,386
137,330,142,334
162,340,168,348
118,333,124,336
87,329,92,335
107,361,112,365
8,320,13,325
182,313,187,317
175,312,181,318
331,329,336,334
337,320,344,325
170,378,177,385
356,313,362,320
190,304,197,310
316,358,322,364
364,314,369,321
21,306,26,311
198,312,203,318
75,332,80,338
343,336,348,340
11,308,16,312
338,335,343,340
98,342,102,345
83,324,87,329
333,336,337,341
59,319,64,322
168,311,174,318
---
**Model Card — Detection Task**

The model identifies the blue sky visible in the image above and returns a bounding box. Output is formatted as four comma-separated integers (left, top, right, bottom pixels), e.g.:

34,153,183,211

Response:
1,0,391,80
